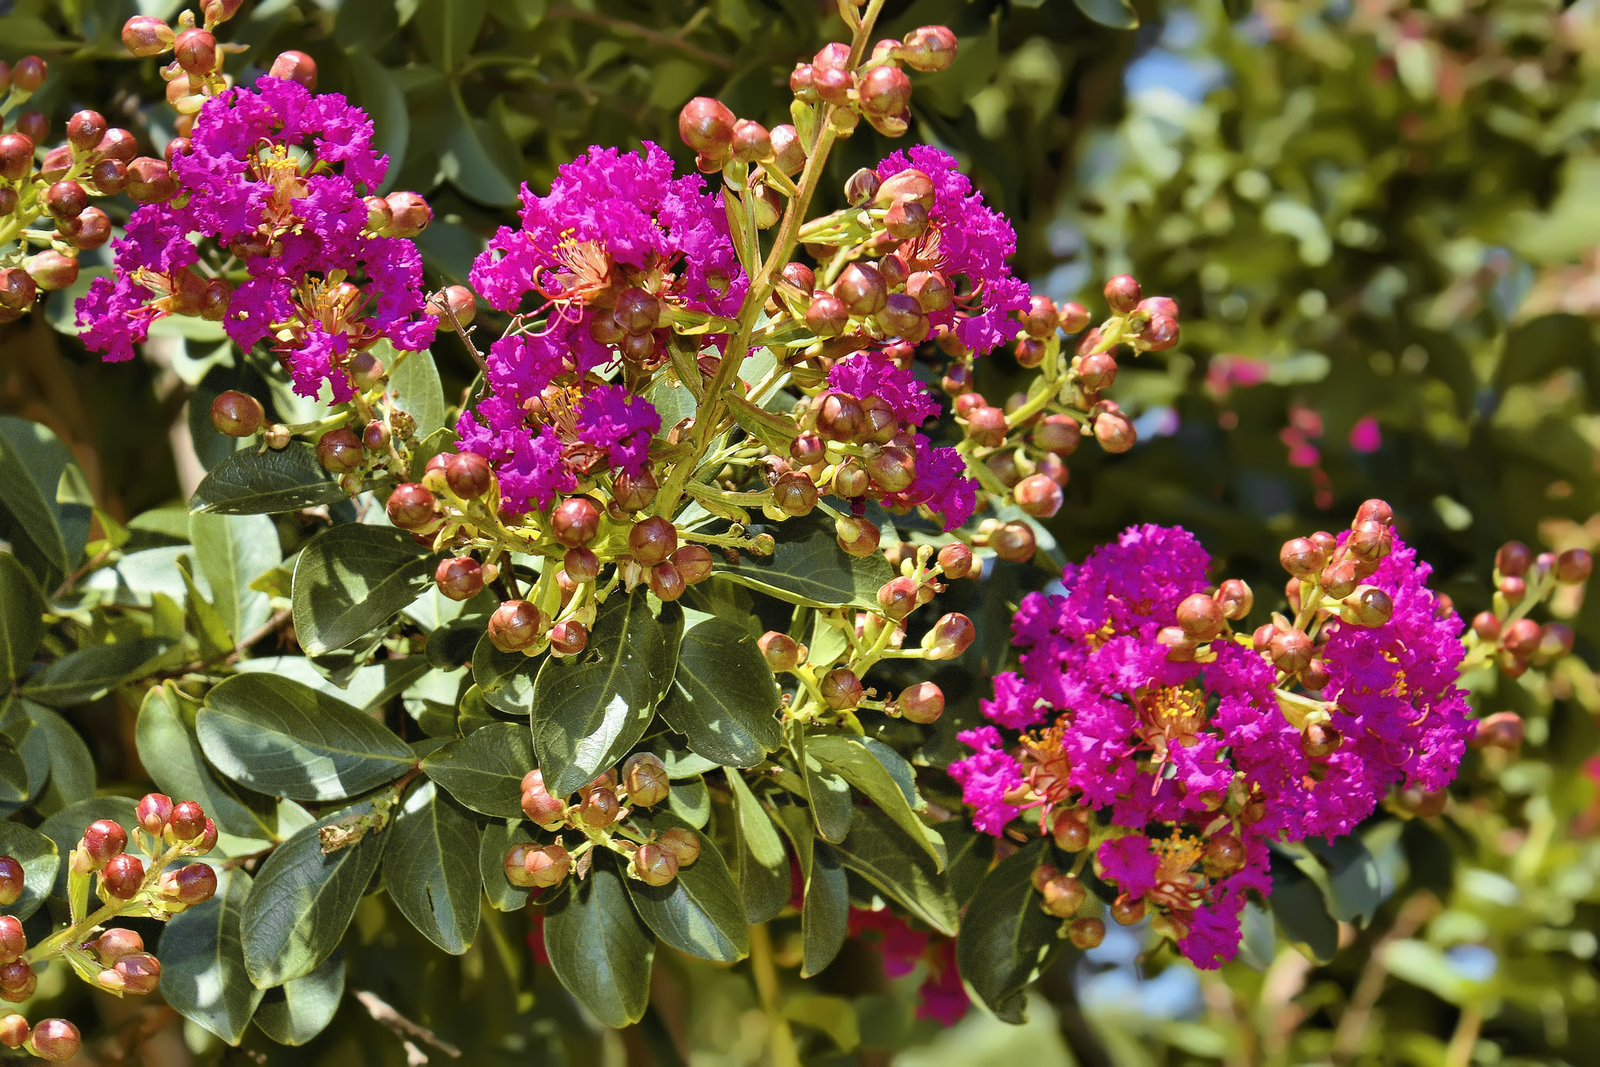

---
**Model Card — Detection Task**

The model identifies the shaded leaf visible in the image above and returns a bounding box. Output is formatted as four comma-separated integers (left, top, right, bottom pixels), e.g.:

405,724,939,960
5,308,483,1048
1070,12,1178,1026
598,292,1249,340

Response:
0,821,58,921
0,553,44,683
714,515,892,609
421,721,536,819
382,781,481,954
136,685,280,842
292,524,435,656
625,811,749,962
836,807,957,935
191,443,347,515
162,868,264,1045
20,636,170,707
543,856,655,1028
806,733,942,865
956,839,1055,1024
658,618,782,768
725,769,789,924
189,511,279,643
253,952,346,1046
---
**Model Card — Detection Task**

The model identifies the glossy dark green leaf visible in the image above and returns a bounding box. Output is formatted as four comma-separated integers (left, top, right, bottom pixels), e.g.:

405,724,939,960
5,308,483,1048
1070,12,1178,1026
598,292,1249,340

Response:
956,839,1056,1024
658,618,781,768
794,729,853,843
0,552,44,683
775,805,847,977
1269,849,1339,963
725,769,789,924
292,524,435,656
136,686,281,842
190,443,347,515
417,0,487,71
0,821,59,921
382,781,482,954
19,636,170,707
835,807,957,935
252,952,346,1046
0,734,28,808
478,820,529,912
241,805,390,987
0,416,91,587
9,699,95,815
937,822,997,909
385,345,447,439
625,812,749,962
666,775,711,828
806,734,942,865
420,721,536,819
1307,834,1384,925
532,592,681,796
189,511,279,642
713,515,893,609
1073,0,1139,29
472,631,541,715
543,856,656,1028
162,868,264,1045
197,674,414,801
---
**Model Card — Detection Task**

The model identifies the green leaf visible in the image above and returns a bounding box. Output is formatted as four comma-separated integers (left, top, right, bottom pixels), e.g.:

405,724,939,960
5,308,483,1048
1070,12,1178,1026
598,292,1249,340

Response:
136,685,280,842
532,592,681,796
38,796,137,899
386,346,447,439
805,734,941,866
1268,849,1339,963
793,729,852,843
252,953,346,1046
0,553,44,683
725,769,789,924
1072,0,1138,29
7,699,94,815
241,805,390,987
836,807,957,935
291,524,434,656
937,823,996,909
197,674,414,801
421,721,536,819
162,868,265,1045
624,812,749,963
1306,834,1384,925
19,636,170,707
382,781,482,954
956,839,1056,1024
0,733,28,808
713,515,893,609
189,512,280,643
784,994,860,1053
416,0,487,71
657,618,782,768
666,775,711,828
0,417,92,588
478,820,529,912
0,821,59,921
543,856,656,1028
471,631,541,715
190,443,347,515
775,805,847,977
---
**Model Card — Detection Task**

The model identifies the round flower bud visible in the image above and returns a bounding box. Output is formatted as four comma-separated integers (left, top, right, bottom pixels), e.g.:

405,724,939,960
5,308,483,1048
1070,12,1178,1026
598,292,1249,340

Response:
816,391,866,441
991,522,1037,564
1078,351,1117,393
1014,473,1063,519
61,205,111,250
1175,592,1225,640
88,156,127,195
865,444,916,493
926,612,975,660
0,269,36,313
759,631,800,671
82,819,128,868
844,167,881,206
113,953,161,995
425,284,476,330
1470,711,1524,751
435,557,484,601
126,156,178,203
937,542,974,579
731,118,772,163
122,15,175,56
0,918,24,965
669,544,714,585
820,668,863,710
834,262,888,317
1470,611,1501,642
772,471,819,517
1555,548,1592,584
897,681,944,724
813,66,853,107
899,25,958,71
101,853,146,899
0,1014,26,1049
550,619,588,656
805,290,849,337
1269,627,1313,675
361,420,391,452
577,787,621,829
1103,274,1141,313
1069,917,1105,949
187,819,218,855
905,270,952,314
1020,294,1058,338
315,427,364,475
779,262,815,296
1502,618,1542,659
634,843,679,887
1214,579,1252,621
546,496,601,548
876,291,929,343
168,800,206,842
0,960,31,999
161,862,217,906
623,753,670,808
1341,586,1394,627
769,123,805,174
628,516,678,565
137,792,173,834
835,516,881,557
524,843,572,889
62,111,107,158
658,827,701,867
1201,835,1244,879
521,778,567,828
387,483,439,533
1040,873,1086,918
1320,558,1358,600
648,561,686,602
489,600,544,653
1108,895,1145,926
964,405,1007,448
1279,537,1326,579
1398,787,1447,818
27,1018,78,1062
678,96,736,160
1032,415,1082,456
1092,410,1136,453
0,858,21,909
1300,722,1341,760
832,461,870,498
877,576,918,620
1537,622,1575,662
25,250,77,291
1353,498,1393,527
1495,541,1532,578
561,546,599,585
1142,314,1180,351
445,451,493,500
1051,810,1089,852
174,28,218,75
268,49,317,90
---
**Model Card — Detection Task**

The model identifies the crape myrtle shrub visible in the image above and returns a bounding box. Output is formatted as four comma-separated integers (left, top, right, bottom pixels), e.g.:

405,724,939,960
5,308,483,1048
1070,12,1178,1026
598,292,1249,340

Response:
0,0,1593,1063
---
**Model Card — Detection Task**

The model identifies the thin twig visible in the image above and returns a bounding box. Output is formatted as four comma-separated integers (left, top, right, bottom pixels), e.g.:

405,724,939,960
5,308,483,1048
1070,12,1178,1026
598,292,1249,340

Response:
354,988,463,1060
1332,892,1440,1062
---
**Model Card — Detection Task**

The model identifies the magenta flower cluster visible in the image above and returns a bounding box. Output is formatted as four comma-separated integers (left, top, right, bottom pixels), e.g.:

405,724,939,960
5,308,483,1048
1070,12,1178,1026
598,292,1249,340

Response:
78,76,434,401
457,143,744,514
951,524,1472,968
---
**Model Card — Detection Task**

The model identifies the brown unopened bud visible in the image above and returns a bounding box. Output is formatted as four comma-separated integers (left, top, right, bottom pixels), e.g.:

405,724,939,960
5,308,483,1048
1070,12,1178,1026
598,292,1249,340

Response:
1051,810,1090,852
1039,873,1086,918
859,64,912,117
382,191,431,237
0,1014,25,1049
0,859,20,909
561,548,599,586
759,632,801,671
87,158,128,197
64,110,107,156
1030,415,1081,457
524,843,572,888
876,291,929,342
62,205,112,250
98,127,140,164
1498,574,1526,605
387,483,439,532
1269,628,1313,675
0,919,22,966
1279,537,1326,579
731,119,772,163
835,262,888,317
937,542,974,579
1069,917,1105,949
1201,835,1244,879
865,444,916,493
577,787,621,829
899,25,958,71
123,16,175,56
629,516,678,565
113,953,162,995
769,123,805,174
649,561,686,602
101,854,146,899
82,819,128,868
1055,301,1090,333
670,544,714,585
1502,618,1541,659
549,619,588,656
1302,722,1342,758
27,1018,79,1062
806,291,849,337
1078,352,1117,392
780,262,815,295
1470,611,1501,642
1398,787,1447,818
926,612,975,660
1014,473,1064,519
679,97,736,160
1104,274,1141,313
25,250,77,291
1093,410,1136,453
877,576,918,620
658,827,701,867
836,516,881,557
162,862,217,905
1110,896,1145,925
962,405,1006,448
773,471,819,516
991,522,1036,564
1354,498,1394,527
174,28,218,75
1341,586,1394,627
844,167,882,207
1470,711,1524,751
314,428,363,475
634,842,679,886
442,451,492,500
820,668,863,710
1538,622,1575,662
816,391,866,442
1214,579,1252,621
126,156,178,203
897,681,943,724
1555,548,1592,584
1175,592,1225,640
489,600,544,653
551,496,602,547
268,49,317,90
622,753,670,807
137,793,173,834
0,269,36,312
435,557,484,601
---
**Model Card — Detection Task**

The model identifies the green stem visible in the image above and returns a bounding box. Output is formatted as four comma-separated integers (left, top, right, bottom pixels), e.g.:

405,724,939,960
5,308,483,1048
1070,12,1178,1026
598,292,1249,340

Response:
749,923,802,1067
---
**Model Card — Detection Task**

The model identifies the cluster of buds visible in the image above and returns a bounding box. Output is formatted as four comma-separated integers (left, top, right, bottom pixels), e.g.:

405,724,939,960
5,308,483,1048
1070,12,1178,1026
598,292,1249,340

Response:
506,756,700,890
758,542,975,724
0,796,218,1058
789,27,957,140
1030,863,1107,950
121,3,271,131
0,56,183,324
1467,540,1590,680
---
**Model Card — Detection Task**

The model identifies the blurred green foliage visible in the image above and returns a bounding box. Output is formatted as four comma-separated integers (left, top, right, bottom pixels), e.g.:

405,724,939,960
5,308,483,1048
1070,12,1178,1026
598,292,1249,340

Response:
1,0,1598,1063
